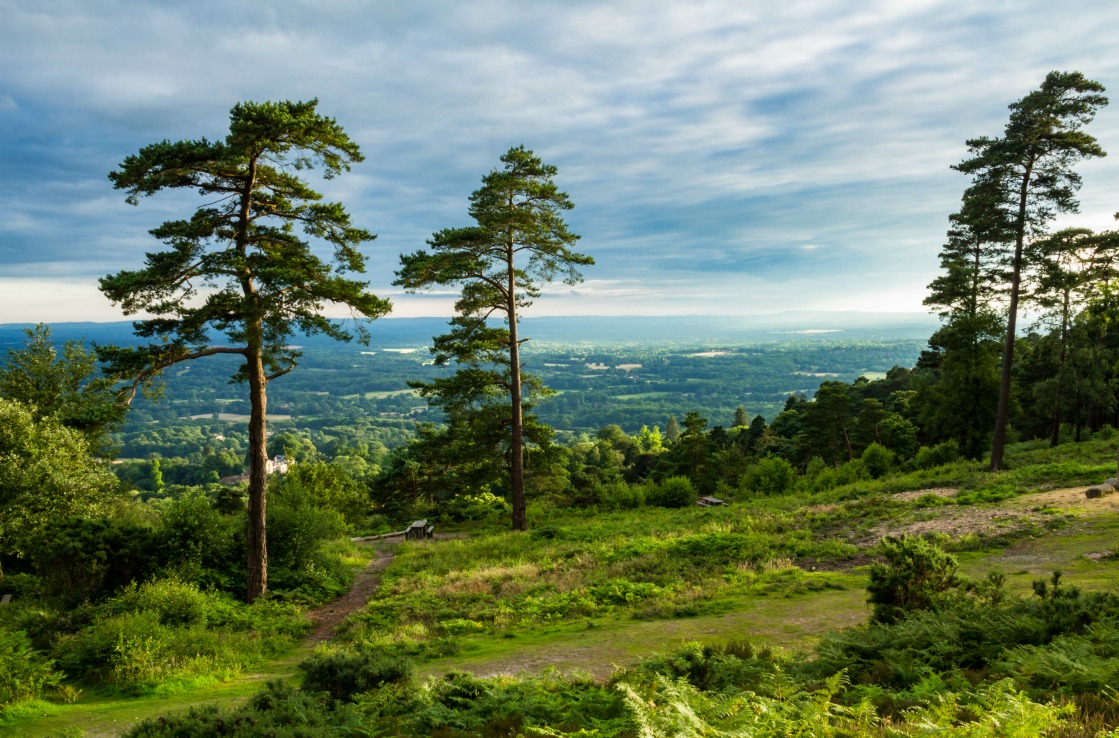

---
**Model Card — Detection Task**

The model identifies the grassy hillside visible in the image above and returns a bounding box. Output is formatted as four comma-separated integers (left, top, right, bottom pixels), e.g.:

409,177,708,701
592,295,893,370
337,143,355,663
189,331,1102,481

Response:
8,437,1119,736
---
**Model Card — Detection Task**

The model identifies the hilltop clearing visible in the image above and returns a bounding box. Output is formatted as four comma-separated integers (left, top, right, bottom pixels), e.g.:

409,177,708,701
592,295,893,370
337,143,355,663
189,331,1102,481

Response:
7,437,1119,736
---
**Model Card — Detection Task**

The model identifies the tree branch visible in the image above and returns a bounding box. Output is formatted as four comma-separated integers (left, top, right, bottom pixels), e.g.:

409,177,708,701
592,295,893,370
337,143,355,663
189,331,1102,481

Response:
118,346,246,406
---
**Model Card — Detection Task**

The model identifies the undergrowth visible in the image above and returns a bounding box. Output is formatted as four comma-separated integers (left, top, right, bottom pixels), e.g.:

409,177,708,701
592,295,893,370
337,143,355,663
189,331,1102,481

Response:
124,564,1119,737
1,578,310,702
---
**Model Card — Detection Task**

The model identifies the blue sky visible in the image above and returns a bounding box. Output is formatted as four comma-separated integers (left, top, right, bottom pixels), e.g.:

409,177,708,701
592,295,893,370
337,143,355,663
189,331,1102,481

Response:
2,0,1119,322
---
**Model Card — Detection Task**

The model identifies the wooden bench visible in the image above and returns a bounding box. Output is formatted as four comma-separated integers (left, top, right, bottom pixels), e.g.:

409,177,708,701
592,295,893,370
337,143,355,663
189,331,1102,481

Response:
405,519,434,541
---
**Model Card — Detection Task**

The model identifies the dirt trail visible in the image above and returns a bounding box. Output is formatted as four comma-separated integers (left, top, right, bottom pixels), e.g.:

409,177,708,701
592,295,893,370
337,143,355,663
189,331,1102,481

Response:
306,546,395,643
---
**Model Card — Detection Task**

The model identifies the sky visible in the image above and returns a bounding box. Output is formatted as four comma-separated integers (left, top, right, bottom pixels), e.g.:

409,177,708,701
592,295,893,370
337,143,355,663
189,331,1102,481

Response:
2,0,1119,323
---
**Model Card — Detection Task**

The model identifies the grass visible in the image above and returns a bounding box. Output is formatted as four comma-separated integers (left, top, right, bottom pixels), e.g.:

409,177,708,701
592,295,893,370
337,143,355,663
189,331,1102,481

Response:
8,437,1119,735
962,510,1119,594
333,501,869,665
419,579,868,680
332,438,1119,669
1,648,310,738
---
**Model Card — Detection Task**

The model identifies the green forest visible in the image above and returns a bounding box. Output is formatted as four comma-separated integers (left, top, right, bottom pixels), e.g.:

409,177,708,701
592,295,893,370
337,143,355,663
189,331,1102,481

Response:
6,72,1119,736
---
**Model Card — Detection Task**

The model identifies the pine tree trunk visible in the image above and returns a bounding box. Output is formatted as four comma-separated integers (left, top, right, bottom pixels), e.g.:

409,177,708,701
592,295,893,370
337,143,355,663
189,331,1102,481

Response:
507,248,527,532
239,161,268,603
1049,314,1069,448
990,164,1033,472
245,336,269,602
989,262,1020,471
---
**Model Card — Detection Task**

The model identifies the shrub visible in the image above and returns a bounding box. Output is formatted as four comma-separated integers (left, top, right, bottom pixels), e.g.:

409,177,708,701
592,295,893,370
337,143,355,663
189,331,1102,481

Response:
158,493,242,592
879,414,920,461
567,470,605,508
298,647,412,702
801,457,838,493
26,516,159,604
445,491,512,522
742,457,796,496
915,440,960,470
106,578,213,628
649,476,695,508
803,456,828,481
867,535,961,624
264,480,352,601
835,458,870,485
123,681,357,736
0,629,63,707
861,443,895,479
625,641,780,693
598,481,646,510
51,578,307,694
276,461,371,528
1095,424,1118,442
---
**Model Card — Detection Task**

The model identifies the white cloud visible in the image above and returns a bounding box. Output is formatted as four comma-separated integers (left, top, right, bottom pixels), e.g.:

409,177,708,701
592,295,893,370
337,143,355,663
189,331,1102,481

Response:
2,0,1119,321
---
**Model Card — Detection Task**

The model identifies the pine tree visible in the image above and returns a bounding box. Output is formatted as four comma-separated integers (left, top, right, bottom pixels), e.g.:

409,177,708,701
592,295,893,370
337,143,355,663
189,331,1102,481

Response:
952,71,1106,470
99,100,390,600
395,146,592,531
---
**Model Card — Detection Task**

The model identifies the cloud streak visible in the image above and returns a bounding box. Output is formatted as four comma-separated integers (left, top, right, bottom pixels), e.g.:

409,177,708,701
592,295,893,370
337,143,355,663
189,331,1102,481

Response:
2,0,1119,323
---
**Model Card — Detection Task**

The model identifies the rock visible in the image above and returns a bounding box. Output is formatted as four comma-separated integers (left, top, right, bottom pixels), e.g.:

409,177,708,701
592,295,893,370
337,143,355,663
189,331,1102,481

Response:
1086,485,1117,499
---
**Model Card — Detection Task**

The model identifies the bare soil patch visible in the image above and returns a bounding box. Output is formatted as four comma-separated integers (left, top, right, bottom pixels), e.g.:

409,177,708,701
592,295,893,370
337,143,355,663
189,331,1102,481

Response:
1006,486,1119,513
861,486,1107,546
866,506,1037,545
891,487,957,502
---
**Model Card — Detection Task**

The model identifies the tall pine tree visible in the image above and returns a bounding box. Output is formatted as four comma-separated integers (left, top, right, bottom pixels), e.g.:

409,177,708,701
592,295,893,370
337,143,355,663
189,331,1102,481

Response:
952,71,1106,469
100,100,390,601
396,146,592,531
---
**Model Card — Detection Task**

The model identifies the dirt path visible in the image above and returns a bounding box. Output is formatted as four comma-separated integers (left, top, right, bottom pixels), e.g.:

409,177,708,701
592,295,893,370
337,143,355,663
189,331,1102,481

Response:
306,546,395,644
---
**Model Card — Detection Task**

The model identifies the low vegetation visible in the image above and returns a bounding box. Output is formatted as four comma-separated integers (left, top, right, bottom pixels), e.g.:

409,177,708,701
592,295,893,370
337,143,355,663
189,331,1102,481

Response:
119,538,1119,736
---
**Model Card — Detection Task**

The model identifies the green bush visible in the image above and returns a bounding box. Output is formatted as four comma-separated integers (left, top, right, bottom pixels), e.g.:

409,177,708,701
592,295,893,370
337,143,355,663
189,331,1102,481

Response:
649,476,695,508
277,461,372,528
598,481,646,510
801,457,838,493
26,516,159,604
812,570,1119,701
626,640,779,693
51,578,307,694
444,491,511,521
742,457,796,495
158,493,242,592
1095,424,1118,442
298,647,412,702
264,481,352,601
124,681,357,737
0,628,63,708
879,414,920,461
835,458,870,485
106,578,214,628
803,456,828,482
866,535,962,625
915,440,960,470
860,443,895,479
